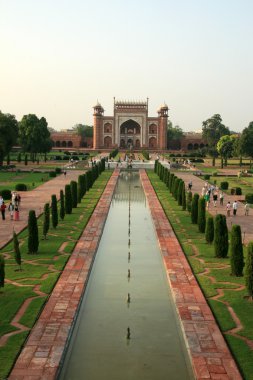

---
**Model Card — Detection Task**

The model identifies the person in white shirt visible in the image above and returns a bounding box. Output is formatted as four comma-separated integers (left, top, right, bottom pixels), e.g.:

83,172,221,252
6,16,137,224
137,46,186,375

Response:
232,200,238,216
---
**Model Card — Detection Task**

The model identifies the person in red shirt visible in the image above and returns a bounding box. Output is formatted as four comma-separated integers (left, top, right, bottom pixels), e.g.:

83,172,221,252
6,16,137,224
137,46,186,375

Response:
1,202,7,220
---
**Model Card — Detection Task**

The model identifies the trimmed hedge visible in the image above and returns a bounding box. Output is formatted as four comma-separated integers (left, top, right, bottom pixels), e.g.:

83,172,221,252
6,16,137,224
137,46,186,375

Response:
245,194,253,204
220,181,229,190
205,216,214,244
49,171,57,178
15,183,27,191
0,189,11,200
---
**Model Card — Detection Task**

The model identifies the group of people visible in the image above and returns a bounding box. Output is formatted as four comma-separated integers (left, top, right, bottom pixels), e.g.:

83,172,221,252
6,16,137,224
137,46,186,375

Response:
197,181,250,216
0,191,21,221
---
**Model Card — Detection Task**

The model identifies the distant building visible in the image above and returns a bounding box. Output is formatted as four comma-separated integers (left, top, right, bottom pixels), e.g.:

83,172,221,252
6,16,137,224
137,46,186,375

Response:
50,130,92,149
93,98,168,150
180,132,208,151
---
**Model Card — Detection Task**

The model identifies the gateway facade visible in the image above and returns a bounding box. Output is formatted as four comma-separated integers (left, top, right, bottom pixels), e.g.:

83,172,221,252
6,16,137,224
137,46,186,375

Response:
93,98,168,150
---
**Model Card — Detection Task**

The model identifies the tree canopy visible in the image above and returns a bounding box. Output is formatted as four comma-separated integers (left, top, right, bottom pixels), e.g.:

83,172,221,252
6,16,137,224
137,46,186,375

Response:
0,111,18,164
72,124,93,138
202,114,230,148
217,134,238,159
167,121,183,140
18,114,52,157
240,121,253,158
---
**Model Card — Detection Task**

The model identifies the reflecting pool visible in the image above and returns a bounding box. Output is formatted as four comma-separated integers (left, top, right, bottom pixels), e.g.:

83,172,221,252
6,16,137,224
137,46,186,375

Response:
58,171,194,380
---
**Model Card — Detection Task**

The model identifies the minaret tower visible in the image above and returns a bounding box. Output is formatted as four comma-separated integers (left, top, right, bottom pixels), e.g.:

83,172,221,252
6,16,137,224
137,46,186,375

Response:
158,103,169,150
93,101,104,149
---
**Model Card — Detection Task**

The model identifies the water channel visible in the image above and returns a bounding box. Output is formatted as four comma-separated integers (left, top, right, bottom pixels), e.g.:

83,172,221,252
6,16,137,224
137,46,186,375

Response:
58,171,194,380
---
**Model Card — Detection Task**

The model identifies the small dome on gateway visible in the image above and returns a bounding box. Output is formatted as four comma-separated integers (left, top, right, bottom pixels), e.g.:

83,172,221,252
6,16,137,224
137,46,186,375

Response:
93,101,104,110
160,102,169,110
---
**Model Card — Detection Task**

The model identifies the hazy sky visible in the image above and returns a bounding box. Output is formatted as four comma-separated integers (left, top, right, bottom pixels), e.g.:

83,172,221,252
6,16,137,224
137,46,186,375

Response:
1,0,253,132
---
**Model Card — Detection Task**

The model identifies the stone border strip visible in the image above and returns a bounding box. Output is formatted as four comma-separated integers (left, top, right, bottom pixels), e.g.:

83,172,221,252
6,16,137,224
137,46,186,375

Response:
9,169,120,380
140,170,242,380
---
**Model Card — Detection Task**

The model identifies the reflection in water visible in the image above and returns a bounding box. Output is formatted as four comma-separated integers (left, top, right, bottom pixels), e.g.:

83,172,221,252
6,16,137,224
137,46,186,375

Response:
58,170,194,380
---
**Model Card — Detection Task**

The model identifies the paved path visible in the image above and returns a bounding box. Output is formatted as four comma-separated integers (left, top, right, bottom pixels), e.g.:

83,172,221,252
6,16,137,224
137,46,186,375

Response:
0,171,84,250
9,169,120,380
176,172,253,244
140,170,242,380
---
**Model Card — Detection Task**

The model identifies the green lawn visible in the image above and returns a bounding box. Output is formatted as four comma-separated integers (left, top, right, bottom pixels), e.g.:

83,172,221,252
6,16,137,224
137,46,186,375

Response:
0,171,57,194
147,170,253,380
0,170,112,380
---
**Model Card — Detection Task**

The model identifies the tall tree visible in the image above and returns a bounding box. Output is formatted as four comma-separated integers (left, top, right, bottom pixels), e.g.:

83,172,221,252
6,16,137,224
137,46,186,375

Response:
13,231,22,270
230,225,244,277
214,214,228,258
167,121,183,150
240,122,253,168
0,111,18,165
18,114,52,159
43,203,50,239
217,135,237,167
51,195,58,228
28,210,39,254
245,242,253,299
202,114,230,166
60,190,65,220
0,254,5,289
72,124,93,138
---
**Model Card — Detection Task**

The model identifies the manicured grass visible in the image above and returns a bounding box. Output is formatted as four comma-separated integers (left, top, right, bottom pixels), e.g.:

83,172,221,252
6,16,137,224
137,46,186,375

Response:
0,171,57,194
147,170,253,380
0,170,112,380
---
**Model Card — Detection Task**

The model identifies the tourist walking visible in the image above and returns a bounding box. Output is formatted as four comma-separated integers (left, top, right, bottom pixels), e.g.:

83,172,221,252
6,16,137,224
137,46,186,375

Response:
226,201,231,217
213,191,218,207
188,181,192,191
0,195,3,208
1,202,6,220
14,205,20,221
232,200,238,216
245,202,250,216
8,201,15,220
204,192,210,210
219,191,224,206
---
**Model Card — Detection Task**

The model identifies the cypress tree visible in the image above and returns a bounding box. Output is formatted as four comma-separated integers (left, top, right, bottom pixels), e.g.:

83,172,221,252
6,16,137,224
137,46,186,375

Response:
43,203,50,238
101,158,105,171
60,190,65,220
77,175,82,203
230,225,244,276
0,254,5,289
182,182,186,211
70,181,78,208
17,152,21,163
7,154,10,165
245,242,253,299
86,170,92,190
24,154,28,165
191,193,199,224
51,195,58,228
169,173,174,192
28,210,39,254
214,214,228,258
187,191,192,213
95,164,99,179
205,216,214,244
198,197,206,233
65,184,72,214
13,231,22,270
178,180,183,205
154,159,158,173
171,176,178,197
166,170,170,188
163,168,168,184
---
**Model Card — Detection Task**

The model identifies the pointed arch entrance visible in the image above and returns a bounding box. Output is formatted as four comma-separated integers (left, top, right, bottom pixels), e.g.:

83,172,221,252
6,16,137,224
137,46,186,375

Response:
120,119,141,148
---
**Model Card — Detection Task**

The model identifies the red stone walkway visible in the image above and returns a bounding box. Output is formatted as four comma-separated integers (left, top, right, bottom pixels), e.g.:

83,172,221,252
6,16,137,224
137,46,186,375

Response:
0,171,84,250
176,172,253,244
9,169,120,380
140,170,242,380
